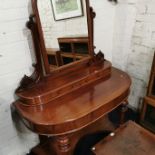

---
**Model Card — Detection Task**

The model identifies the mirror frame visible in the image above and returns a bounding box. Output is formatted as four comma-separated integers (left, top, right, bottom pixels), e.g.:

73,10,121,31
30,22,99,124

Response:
16,0,107,93
28,0,96,75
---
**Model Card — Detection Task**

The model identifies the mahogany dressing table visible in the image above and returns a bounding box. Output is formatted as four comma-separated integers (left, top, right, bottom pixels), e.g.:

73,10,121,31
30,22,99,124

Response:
11,0,131,154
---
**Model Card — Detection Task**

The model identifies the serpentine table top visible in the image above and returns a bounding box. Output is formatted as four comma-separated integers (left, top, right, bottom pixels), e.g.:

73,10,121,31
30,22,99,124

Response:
12,67,131,136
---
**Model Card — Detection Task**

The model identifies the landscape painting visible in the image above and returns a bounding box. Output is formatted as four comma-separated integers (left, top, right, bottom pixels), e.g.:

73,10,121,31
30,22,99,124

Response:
51,0,83,20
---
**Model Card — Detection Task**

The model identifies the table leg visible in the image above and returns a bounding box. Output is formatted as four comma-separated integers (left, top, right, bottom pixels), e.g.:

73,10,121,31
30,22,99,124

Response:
52,135,72,155
120,100,128,125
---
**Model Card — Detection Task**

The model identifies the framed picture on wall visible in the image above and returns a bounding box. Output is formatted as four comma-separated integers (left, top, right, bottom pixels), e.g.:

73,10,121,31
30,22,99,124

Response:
51,0,83,21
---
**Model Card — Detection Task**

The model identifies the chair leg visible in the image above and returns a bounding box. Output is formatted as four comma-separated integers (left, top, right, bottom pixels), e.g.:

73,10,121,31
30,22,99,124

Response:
140,99,147,122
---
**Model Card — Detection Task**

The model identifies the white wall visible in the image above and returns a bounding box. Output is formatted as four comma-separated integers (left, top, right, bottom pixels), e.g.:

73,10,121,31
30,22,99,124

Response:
38,0,88,48
112,0,155,108
127,0,155,108
112,0,138,70
90,0,116,61
0,0,39,155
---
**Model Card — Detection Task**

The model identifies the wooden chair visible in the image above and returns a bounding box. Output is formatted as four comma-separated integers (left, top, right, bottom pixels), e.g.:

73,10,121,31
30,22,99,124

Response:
92,121,155,155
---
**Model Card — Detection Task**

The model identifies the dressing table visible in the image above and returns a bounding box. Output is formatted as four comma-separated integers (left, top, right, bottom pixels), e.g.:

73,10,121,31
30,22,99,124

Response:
11,0,131,154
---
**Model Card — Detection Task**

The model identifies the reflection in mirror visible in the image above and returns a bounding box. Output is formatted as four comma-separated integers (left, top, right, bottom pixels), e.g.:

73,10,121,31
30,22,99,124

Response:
37,0,89,71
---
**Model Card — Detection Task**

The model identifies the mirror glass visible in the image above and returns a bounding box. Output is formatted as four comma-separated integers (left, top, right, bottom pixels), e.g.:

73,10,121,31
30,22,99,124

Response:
37,0,89,71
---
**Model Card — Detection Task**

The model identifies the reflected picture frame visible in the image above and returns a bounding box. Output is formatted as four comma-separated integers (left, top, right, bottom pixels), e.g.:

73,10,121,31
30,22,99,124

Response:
51,0,83,21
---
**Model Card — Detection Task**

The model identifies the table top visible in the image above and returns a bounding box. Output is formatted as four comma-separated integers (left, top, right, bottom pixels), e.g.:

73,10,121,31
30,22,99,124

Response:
94,121,155,155
13,68,131,135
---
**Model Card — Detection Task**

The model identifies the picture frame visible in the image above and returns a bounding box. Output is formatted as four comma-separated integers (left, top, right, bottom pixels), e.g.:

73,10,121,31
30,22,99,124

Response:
51,0,83,21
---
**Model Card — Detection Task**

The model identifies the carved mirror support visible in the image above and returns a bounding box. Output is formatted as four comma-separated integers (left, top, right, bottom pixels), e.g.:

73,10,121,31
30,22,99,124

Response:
16,0,106,92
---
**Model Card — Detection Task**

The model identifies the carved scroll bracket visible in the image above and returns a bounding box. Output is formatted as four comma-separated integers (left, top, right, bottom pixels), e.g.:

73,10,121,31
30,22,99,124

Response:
15,64,41,93
88,6,105,65
16,14,45,93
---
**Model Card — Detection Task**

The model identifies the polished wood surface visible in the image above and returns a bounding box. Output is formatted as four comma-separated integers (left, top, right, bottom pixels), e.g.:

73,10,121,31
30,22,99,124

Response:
16,60,111,106
93,121,155,155
13,68,131,136
58,36,89,43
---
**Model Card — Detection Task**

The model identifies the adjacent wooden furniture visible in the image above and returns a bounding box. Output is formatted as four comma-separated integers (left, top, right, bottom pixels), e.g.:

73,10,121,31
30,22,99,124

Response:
47,48,62,69
46,37,89,69
58,36,89,65
93,121,155,155
140,52,155,132
11,0,131,155
146,52,155,98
